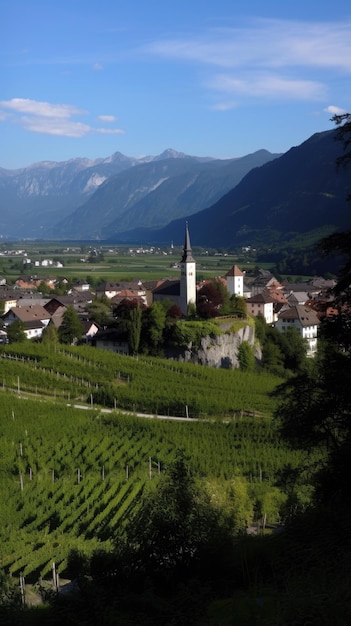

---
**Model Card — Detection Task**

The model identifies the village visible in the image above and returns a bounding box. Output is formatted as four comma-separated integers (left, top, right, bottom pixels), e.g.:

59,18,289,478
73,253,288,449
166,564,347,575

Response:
0,225,336,360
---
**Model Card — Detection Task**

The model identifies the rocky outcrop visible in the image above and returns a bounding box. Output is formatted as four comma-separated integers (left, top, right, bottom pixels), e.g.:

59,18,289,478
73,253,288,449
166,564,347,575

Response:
179,324,261,369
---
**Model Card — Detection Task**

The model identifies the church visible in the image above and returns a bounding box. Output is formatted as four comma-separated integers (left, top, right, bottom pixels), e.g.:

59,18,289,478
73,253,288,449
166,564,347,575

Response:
152,223,196,315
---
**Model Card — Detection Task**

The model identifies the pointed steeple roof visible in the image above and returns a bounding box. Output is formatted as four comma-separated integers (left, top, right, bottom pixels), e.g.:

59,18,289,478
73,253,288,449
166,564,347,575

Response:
226,265,244,277
181,222,195,263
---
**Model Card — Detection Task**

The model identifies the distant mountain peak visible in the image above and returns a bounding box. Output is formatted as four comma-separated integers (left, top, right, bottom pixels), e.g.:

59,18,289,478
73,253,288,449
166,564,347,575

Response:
155,149,189,161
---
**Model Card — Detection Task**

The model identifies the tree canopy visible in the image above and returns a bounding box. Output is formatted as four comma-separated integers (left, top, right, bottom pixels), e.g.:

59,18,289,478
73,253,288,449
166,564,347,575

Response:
58,306,83,345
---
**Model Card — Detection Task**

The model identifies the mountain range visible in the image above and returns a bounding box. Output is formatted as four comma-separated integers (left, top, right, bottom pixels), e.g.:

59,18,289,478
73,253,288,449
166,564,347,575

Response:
111,130,350,250
0,149,278,240
0,129,349,248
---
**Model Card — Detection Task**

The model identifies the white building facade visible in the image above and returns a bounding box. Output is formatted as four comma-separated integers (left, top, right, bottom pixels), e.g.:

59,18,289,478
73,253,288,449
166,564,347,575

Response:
179,223,196,316
275,305,320,356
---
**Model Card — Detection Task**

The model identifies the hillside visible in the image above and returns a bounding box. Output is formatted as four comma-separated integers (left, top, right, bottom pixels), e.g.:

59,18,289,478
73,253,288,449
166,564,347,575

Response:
113,129,351,249
45,149,278,240
0,148,278,240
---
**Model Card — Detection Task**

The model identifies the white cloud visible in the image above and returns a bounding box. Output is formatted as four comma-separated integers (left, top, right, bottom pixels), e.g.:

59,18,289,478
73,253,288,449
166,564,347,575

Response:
98,115,116,122
143,19,351,72
20,116,91,137
324,105,347,115
142,18,351,106
96,127,125,135
0,98,85,118
0,97,125,138
92,63,103,71
207,73,326,101
210,101,237,111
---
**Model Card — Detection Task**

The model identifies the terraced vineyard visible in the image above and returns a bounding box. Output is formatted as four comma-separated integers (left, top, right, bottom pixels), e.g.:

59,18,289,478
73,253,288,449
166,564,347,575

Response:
0,342,280,417
0,344,321,582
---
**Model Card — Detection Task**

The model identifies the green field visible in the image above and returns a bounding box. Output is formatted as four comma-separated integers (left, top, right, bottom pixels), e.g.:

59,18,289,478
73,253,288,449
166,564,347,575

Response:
0,344,321,583
0,241,266,283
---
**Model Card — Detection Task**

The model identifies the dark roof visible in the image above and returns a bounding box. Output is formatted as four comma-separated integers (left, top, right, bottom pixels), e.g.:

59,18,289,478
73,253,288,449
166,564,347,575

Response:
278,305,320,327
24,320,45,330
153,280,180,296
45,296,74,306
246,291,274,304
94,328,128,342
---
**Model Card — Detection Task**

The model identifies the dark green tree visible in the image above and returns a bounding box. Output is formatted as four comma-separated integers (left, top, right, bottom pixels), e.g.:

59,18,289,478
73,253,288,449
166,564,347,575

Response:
238,341,255,371
86,298,111,327
6,320,27,343
37,280,52,295
129,305,142,355
122,454,231,580
42,321,59,345
275,113,351,509
58,306,83,344
140,302,166,355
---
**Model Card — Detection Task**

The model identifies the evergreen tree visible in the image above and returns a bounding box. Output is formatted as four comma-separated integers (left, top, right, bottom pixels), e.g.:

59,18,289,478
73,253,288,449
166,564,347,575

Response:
41,321,58,345
129,305,142,355
58,306,83,345
238,341,255,371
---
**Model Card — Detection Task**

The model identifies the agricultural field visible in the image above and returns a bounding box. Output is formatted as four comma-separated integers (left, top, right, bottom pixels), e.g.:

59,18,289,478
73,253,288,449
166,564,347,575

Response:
0,342,280,418
0,343,322,584
0,241,262,283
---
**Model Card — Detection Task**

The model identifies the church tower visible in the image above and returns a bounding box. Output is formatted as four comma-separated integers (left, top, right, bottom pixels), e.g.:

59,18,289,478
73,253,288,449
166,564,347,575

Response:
180,222,196,315
226,265,244,297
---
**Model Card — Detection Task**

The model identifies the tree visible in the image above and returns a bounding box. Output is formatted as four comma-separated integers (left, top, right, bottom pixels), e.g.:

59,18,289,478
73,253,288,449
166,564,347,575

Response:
197,281,230,318
86,298,111,327
275,113,351,509
129,305,142,355
37,280,52,295
122,454,232,581
42,321,59,345
332,112,351,177
238,341,255,371
58,306,83,344
140,302,166,355
6,320,27,343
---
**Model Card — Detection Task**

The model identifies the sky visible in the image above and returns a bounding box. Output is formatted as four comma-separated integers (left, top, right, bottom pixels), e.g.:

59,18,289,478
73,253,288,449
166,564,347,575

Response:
1,0,351,169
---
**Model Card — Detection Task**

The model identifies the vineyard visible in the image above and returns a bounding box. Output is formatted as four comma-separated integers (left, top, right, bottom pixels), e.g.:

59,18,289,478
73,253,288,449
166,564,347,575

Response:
0,342,280,418
0,343,321,583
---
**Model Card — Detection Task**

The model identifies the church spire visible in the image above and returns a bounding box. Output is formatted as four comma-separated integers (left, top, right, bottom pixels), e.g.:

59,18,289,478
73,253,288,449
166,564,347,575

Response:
181,221,195,263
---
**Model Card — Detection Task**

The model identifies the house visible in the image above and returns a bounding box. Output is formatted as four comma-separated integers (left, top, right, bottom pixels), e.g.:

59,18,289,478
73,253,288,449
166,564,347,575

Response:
245,290,274,324
286,291,310,306
15,276,56,290
71,280,91,292
44,296,75,315
111,289,147,308
2,305,52,339
0,287,18,314
275,305,320,356
93,328,129,355
82,320,99,342
96,280,146,301
250,271,281,297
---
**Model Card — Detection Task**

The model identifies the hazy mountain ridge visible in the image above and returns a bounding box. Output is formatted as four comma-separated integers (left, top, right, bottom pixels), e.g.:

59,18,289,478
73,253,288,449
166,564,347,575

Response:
45,149,278,240
111,130,350,248
0,149,216,238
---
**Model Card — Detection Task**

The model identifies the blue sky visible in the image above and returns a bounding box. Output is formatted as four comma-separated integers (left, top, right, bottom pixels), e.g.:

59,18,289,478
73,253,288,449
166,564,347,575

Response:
1,0,351,168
